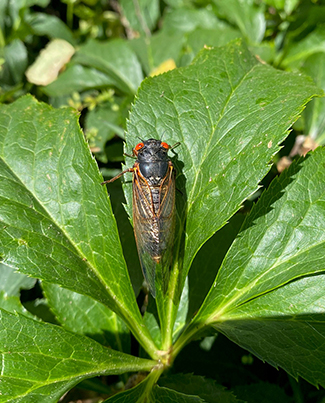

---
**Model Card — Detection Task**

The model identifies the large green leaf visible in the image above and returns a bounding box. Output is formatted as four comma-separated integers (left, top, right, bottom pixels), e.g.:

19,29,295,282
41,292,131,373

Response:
0,96,157,357
125,39,321,343
216,281,325,387
0,308,155,402
159,374,241,403
42,282,130,351
74,39,143,94
180,148,325,386
108,179,144,296
188,214,244,319
103,371,205,402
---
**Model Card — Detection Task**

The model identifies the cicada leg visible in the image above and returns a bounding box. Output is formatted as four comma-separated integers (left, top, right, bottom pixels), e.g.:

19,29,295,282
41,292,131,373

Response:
101,167,134,185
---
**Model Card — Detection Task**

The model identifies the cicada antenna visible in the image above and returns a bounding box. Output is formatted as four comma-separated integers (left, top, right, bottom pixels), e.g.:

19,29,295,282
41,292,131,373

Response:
170,142,180,151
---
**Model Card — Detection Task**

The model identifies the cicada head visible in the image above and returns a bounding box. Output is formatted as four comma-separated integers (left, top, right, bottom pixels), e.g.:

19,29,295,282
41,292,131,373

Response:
133,139,170,162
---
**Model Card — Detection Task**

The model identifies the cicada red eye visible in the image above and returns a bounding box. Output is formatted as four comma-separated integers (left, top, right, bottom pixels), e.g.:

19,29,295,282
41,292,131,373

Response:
161,142,170,150
135,142,144,151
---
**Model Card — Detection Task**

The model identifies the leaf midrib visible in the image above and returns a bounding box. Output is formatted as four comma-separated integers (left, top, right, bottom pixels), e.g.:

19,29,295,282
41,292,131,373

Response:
0,119,123,312
183,62,260,214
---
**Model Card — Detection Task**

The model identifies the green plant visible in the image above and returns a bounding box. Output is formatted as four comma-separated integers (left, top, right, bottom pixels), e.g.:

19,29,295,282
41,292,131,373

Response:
0,38,324,402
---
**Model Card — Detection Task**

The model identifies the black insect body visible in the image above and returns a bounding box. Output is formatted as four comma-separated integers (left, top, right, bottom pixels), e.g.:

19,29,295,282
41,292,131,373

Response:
102,139,179,297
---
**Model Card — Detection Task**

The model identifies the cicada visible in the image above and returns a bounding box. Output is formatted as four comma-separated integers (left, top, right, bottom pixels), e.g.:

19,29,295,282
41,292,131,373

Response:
102,139,179,297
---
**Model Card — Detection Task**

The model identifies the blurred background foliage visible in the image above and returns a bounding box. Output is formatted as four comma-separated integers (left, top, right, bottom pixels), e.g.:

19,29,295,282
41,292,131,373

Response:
1,0,325,172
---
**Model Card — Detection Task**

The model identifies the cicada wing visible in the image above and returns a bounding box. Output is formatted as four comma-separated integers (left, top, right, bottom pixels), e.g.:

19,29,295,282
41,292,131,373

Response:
156,164,176,291
132,163,176,297
132,168,158,297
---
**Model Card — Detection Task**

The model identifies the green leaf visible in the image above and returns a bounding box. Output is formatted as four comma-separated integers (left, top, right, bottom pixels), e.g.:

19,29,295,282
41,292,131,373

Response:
216,314,325,388
42,282,130,351
162,9,241,67
301,53,325,144
0,308,155,402
0,95,157,357
196,148,325,320
120,0,160,35
125,39,321,341
25,12,75,44
144,305,162,348
162,0,193,8
43,64,115,97
129,30,185,75
281,26,325,69
5,0,50,33
103,372,205,402
188,214,244,319
183,148,325,386
173,277,189,342
212,0,266,43
151,386,205,403
159,374,241,403
131,7,223,73
249,42,276,64
163,8,220,33
0,264,36,317
185,27,241,59
0,264,35,297
107,179,143,296
74,39,143,94
1,40,28,86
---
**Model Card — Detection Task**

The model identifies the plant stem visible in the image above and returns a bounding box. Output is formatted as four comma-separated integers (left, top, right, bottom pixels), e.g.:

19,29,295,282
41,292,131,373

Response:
0,27,5,48
67,1,74,30
147,366,165,388
120,306,159,361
